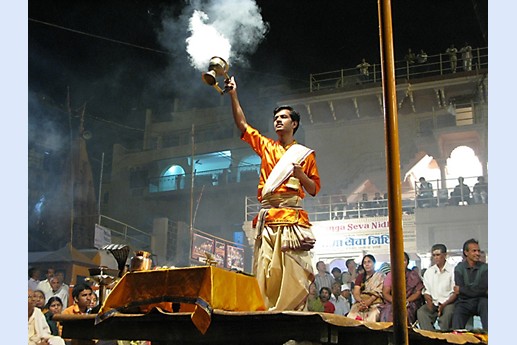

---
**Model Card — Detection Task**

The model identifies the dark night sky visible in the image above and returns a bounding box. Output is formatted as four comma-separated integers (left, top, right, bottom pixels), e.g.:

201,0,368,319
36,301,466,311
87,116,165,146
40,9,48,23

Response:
28,0,487,127
26,0,490,208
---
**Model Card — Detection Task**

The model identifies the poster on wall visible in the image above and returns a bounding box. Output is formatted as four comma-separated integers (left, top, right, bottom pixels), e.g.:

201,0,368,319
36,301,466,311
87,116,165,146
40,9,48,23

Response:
226,245,244,271
213,241,226,267
311,214,417,257
191,233,214,262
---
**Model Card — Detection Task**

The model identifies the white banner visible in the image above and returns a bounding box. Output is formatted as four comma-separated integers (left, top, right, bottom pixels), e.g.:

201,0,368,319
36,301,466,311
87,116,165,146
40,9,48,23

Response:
94,224,112,249
311,214,416,258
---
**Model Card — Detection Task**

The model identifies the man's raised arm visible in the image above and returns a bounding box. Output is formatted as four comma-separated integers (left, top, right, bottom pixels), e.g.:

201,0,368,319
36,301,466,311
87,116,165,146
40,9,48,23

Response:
225,76,247,134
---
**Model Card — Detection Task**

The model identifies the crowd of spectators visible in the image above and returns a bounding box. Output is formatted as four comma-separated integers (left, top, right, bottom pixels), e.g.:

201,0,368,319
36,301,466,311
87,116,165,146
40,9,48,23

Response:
417,176,488,208
29,236,487,343
312,174,488,219
305,238,488,332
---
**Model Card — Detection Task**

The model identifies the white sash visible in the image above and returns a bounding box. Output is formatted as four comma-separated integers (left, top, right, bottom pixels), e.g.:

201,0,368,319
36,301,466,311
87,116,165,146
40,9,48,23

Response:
261,143,313,198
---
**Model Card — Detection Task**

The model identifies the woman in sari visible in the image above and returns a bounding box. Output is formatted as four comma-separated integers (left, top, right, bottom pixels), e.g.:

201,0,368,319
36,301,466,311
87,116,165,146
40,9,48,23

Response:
379,252,424,324
305,282,324,312
347,254,385,322
43,296,63,336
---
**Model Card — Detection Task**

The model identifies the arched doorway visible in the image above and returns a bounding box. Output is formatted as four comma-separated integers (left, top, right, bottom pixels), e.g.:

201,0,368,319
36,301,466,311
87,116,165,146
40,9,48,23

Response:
161,165,186,191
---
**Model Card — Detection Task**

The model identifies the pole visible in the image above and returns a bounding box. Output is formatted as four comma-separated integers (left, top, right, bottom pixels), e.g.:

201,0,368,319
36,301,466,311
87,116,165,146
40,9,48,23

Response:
97,152,105,224
67,87,75,246
189,124,195,262
377,1,409,344
190,124,195,232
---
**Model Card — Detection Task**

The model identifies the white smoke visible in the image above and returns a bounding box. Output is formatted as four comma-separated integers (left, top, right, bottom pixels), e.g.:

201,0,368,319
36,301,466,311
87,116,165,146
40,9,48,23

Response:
185,0,269,71
186,10,232,71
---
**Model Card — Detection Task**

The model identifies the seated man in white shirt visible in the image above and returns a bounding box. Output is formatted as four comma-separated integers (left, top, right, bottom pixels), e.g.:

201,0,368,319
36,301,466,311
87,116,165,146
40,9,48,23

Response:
36,267,55,302
48,276,69,309
330,281,350,316
417,244,457,331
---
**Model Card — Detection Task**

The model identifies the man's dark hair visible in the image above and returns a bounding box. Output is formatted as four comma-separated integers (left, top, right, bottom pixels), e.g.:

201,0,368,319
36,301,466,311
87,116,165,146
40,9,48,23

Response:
28,267,40,278
345,259,356,268
331,267,341,274
319,286,332,295
431,243,447,253
273,105,300,134
72,283,93,299
462,238,479,254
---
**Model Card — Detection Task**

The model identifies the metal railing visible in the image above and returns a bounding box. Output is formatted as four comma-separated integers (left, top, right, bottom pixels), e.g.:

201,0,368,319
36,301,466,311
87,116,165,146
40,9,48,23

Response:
244,175,488,221
98,215,151,250
309,47,488,92
414,175,488,208
244,191,415,222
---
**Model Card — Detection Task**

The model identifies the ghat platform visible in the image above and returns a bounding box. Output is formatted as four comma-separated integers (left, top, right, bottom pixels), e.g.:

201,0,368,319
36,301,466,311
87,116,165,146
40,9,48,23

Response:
56,266,487,344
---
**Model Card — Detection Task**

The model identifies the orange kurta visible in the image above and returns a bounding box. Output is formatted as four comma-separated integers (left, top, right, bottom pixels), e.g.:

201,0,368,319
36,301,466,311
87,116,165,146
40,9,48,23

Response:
242,125,321,311
243,126,321,202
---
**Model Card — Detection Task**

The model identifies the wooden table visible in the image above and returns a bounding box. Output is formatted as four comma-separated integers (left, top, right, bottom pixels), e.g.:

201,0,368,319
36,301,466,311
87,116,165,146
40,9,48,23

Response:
96,266,266,334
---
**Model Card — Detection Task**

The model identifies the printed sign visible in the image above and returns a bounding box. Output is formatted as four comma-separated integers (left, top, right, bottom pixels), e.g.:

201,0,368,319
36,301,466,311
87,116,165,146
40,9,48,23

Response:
214,241,226,267
312,214,417,256
191,233,214,262
226,245,244,271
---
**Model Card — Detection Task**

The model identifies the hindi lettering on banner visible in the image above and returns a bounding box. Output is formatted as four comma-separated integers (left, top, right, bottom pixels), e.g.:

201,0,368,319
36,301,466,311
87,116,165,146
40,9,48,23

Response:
311,215,416,256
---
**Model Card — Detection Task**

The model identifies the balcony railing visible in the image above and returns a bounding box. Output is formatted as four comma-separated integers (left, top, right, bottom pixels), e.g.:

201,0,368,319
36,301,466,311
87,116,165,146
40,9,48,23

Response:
244,175,487,222
309,47,488,92
98,215,151,250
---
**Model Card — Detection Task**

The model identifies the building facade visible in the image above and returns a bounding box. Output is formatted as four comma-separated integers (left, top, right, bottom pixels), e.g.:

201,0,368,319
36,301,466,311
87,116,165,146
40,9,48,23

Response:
100,48,488,271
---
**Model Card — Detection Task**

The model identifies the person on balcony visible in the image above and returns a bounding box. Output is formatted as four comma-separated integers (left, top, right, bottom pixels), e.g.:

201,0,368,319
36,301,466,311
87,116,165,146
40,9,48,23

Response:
417,49,428,64
359,193,373,217
225,76,321,311
417,177,434,208
405,48,416,65
372,192,384,216
445,44,458,73
460,42,473,71
450,177,472,205
473,176,488,204
416,49,429,74
356,58,371,82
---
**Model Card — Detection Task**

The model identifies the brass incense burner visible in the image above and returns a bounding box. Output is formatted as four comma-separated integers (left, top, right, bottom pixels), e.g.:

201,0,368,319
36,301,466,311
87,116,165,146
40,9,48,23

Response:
130,250,153,272
201,56,231,95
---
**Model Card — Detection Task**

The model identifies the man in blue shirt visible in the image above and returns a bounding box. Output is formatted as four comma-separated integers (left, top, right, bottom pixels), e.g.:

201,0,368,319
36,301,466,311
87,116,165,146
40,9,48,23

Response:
452,239,488,330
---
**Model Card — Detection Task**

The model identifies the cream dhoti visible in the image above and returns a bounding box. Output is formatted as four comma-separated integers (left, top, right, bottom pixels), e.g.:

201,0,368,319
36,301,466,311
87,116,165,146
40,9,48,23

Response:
253,193,315,311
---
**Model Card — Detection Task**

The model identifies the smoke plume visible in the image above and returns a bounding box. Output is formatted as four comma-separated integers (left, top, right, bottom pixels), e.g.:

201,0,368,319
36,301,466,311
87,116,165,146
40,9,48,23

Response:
162,0,269,72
